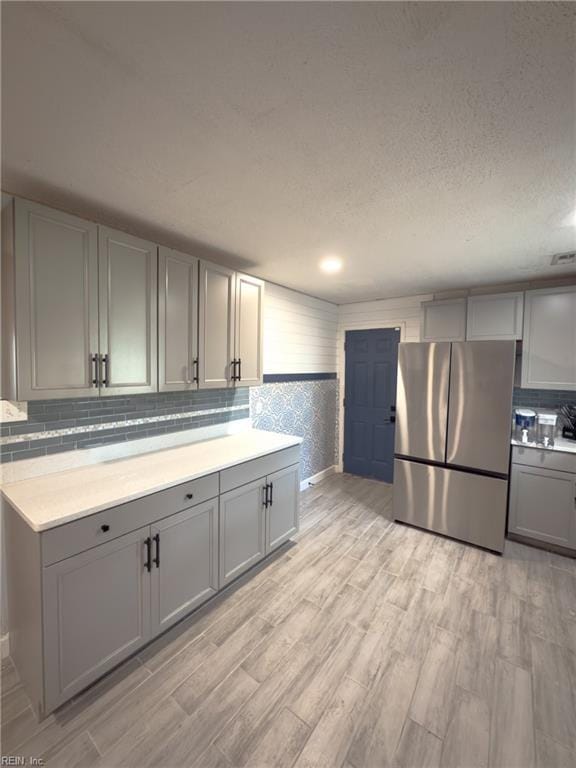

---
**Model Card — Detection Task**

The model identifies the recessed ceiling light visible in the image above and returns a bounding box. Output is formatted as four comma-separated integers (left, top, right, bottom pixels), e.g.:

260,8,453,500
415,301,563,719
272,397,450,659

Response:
320,256,343,274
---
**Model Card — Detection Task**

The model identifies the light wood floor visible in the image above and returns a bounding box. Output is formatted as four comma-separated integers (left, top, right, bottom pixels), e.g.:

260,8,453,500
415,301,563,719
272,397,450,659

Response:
2,473,576,768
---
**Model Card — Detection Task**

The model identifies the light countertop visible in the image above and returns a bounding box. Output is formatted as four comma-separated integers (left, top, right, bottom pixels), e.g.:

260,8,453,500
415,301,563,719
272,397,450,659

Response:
510,437,576,456
1,429,302,533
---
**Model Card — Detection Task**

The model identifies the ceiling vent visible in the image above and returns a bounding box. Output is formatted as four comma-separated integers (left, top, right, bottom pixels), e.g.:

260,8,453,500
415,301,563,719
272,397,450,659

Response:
550,252,576,266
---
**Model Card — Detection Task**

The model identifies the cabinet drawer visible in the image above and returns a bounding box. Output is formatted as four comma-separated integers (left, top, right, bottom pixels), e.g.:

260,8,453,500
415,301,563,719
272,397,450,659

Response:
41,473,219,565
512,446,576,475
220,445,301,494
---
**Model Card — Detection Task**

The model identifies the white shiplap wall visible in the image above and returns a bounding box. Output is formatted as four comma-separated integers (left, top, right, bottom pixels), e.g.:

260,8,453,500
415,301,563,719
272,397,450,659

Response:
336,293,432,468
263,283,338,374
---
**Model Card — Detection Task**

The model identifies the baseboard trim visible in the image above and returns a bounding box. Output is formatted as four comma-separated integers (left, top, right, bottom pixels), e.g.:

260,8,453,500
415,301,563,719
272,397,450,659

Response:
300,465,336,491
0,633,9,659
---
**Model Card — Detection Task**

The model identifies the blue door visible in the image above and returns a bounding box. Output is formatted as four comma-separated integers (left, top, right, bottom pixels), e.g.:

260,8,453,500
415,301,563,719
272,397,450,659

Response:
343,328,400,483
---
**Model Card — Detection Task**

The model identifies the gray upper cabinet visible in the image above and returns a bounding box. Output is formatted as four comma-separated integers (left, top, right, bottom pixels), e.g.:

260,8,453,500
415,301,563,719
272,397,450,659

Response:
420,298,467,342
43,526,152,712
466,292,523,341
14,198,100,400
5,197,266,399
521,286,576,390
219,478,266,587
266,464,300,552
198,260,236,389
158,247,199,391
99,227,158,396
235,272,264,386
150,498,218,636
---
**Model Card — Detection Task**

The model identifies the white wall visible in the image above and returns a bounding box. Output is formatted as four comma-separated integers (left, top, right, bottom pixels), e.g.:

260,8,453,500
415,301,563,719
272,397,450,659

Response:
336,293,432,468
263,283,338,374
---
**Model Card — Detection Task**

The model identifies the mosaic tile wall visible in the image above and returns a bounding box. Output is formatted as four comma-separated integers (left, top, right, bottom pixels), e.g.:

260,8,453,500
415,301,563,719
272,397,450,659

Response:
0,389,249,463
250,379,339,481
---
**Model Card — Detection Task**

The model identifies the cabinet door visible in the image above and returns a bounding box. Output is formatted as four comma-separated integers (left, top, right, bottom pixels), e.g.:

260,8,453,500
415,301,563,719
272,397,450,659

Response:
150,499,219,637
158,247,199,392
198,261,235,389
234,272,264,386
14,199,99,400
466,292,524,341
509,465,576,549
219,478,266,586
521,287,576,390
420,298,467,342
99,227,158,395
266,464,300,552
43,527,151,712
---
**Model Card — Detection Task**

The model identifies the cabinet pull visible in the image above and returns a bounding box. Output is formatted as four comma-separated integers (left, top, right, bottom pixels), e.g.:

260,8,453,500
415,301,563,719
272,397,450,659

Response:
100,524,110,533
237,358,242,381
263,483,269,508
145,537,152,572
269,481,273,506
231,359,238,382
100,354,110,387
91,354,99,387
185,492,194,500
153,533,160,568
192,358,199,383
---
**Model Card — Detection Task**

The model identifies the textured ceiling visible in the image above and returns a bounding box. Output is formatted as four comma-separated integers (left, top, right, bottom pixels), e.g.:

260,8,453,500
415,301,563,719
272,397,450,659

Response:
2,1,575,303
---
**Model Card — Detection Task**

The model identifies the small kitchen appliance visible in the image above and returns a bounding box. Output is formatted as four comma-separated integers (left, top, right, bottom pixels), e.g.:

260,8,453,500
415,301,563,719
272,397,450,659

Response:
514,409,536,443
537,412,557,447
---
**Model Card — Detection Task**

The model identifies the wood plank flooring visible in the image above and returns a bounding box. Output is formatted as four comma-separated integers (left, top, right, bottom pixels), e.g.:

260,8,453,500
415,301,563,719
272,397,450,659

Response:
2,473,576,767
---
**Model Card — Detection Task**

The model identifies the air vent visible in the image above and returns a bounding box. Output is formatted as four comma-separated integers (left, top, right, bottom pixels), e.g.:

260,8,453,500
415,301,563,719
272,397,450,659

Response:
551,252,576,266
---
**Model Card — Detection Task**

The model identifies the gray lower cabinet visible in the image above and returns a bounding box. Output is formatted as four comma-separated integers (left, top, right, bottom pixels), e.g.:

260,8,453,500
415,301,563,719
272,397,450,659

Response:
267,464,300,551
220,478,267,587
509,464,576,549
5,445,300,719
43,526,152,712
219,461,301,585
150,499,218,636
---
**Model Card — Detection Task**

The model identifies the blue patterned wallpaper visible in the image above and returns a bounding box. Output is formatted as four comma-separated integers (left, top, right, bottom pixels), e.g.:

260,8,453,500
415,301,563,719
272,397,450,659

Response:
250,380,339,481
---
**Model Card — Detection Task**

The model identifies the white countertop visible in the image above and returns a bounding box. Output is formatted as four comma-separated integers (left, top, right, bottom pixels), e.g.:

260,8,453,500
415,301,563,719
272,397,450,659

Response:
1,429,302,533
510,437,576,455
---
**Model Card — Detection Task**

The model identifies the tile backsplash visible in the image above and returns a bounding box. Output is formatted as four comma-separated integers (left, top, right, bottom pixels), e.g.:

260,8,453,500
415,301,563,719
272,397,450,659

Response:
512,387,576,410
0,389,249,463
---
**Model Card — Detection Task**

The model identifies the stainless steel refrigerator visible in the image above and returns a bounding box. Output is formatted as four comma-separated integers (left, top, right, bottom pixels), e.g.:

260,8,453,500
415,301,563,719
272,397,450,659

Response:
393,341,515,553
